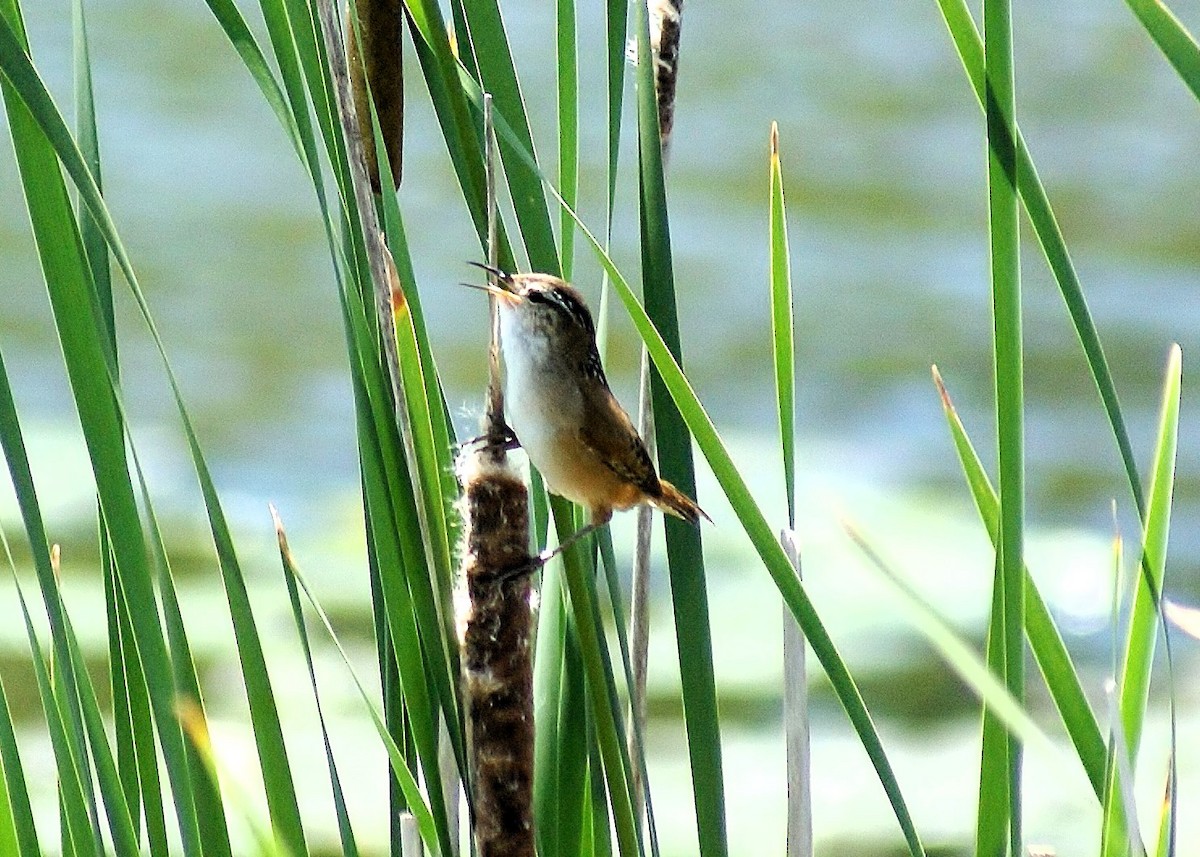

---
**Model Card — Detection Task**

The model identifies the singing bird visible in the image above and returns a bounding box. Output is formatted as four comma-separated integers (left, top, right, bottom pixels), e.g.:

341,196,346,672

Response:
469,264,706,528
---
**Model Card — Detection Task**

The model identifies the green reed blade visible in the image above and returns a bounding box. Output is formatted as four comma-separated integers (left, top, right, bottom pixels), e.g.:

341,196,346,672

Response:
1125,0,1200,101
632,4,727,854
550,499,644,857
198,0,300,152
557,0,578,276
533,557,569,857
933,0,1145,519
983,0,1025,849
9,579,98,857
0,672,35,857
282,547,442,853
275,509,361,857
457,0,560,273
1102,345,1181,857
768,123,797,529
933,368,1107,799
845,525,1048,749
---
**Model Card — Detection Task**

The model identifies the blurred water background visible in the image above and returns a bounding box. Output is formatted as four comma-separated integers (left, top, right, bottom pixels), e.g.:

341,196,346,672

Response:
2,0,1200,853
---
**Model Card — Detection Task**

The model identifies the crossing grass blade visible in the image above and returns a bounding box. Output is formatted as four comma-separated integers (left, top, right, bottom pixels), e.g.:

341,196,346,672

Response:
933,368,1107,798
1102,345,1181,857
456,0,559,273
1124,0,1200,101
0,672,34,857
8,576,98,857
843,524,1049,749
0,534,40,857
932,0,1145,517
549,500,645,857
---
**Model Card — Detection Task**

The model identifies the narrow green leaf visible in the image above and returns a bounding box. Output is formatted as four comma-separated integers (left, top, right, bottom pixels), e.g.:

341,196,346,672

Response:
549,501,643,857
632,4,726,854
274,509,360,857
1125,0,1200,101
933,367,1107,798
534,559,568,857
557,0,578,277
975,569,1010,857
281,547,442,853
843,524,1048,748
983,0,1025,847
1103,345,1181,856
9,575,101,857
0,537,39,857
456,0,560,273
768,123,796,528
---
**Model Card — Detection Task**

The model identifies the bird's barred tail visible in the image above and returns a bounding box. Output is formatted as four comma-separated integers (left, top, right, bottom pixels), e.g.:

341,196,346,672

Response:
655,480,711,525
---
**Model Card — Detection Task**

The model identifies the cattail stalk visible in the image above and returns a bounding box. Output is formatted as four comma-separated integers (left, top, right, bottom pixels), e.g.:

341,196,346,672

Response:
457,93,536,857
346,0,404,191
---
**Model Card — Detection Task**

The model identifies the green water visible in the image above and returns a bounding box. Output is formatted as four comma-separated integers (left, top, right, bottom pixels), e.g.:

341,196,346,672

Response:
2,0,1199,852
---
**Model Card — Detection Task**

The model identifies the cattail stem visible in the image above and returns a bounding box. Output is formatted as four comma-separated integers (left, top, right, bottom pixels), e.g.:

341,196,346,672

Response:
458,92,536,857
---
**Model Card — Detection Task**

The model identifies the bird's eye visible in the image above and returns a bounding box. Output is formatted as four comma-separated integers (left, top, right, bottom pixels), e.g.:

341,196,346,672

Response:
527,290,548,304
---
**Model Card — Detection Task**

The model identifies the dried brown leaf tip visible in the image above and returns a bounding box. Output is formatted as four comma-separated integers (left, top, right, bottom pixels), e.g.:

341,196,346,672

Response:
380,240,407,314
347,0,404,192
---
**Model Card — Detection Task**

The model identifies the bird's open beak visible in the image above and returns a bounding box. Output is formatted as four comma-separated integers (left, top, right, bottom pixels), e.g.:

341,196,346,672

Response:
460,281,519,303
463,261,520,303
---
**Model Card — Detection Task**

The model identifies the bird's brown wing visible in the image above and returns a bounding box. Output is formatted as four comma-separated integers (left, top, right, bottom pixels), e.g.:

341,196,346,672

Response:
576,382,661,498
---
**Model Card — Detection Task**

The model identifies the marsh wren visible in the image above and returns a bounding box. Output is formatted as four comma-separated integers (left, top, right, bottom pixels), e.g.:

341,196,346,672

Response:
468,264,706,529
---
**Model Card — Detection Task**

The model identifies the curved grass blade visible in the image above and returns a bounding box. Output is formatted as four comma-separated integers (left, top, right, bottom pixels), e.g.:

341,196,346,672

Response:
1102,345,1181,857
198,0,300,152
7,576,98,857
1125,0,1200,101
549,499,644,857
975,565,1010,857
0,22,312,852
0,536,39,857
0,674,34,857
842,522,1049,749
533,557,571,857
631,4,727,854
933,367,1107,798
273,508,360,857
278,545,443,855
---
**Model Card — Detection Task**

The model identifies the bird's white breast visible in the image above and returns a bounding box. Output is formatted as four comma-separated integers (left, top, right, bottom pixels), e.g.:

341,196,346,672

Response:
498,307,588,503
